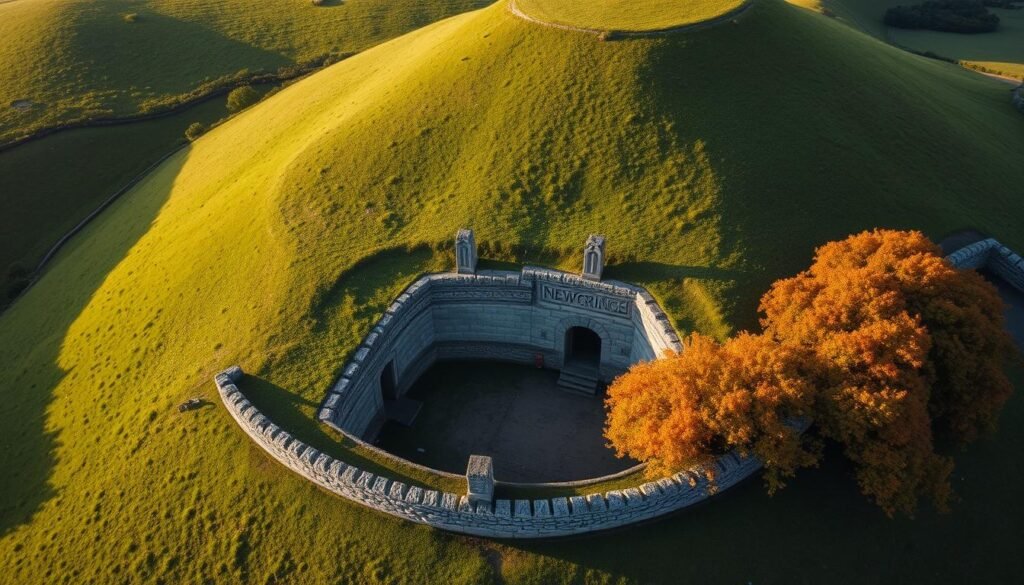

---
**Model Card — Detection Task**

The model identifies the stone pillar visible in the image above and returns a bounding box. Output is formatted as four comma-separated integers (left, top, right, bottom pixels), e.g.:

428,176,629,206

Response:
465,454,494,506
455,228,478,274
581,234,606,281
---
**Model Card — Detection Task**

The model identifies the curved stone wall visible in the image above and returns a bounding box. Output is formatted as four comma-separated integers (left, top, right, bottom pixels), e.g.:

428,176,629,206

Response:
945,237,1024,290
217,366,759,538
215,238,1024,538
316,267,683,439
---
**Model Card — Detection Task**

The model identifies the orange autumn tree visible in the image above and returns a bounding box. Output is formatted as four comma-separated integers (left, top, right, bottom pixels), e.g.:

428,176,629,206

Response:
760,229,1014,515
604,332,820,493
605,229,1015,517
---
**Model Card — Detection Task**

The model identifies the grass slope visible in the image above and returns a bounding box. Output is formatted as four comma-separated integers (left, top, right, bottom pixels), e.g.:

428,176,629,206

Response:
0,96,232,297
0,0,490,143
514,0,748,30
1,0,1024,582
791,0,1024,79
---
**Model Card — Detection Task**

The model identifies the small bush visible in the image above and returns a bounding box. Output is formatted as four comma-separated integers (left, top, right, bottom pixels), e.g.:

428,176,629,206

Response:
185,122,207,142
123,13,140,24
226,86,260,113
884,1,1000,33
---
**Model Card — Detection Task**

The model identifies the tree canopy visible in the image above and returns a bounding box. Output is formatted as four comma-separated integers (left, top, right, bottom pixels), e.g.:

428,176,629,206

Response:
605,230,1016,516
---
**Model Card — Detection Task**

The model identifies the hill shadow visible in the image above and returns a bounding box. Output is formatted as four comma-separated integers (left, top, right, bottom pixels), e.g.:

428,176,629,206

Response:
0,148,190,537
237,374,459,491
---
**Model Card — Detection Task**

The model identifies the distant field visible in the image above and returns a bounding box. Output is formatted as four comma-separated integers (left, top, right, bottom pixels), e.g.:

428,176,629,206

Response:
514,0,748,30
790,0,1024,79
1,1,1023,582
0,0,490,143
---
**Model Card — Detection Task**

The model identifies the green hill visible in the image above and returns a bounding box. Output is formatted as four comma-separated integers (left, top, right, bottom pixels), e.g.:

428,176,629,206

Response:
1,1,1023,583
0,0,489,143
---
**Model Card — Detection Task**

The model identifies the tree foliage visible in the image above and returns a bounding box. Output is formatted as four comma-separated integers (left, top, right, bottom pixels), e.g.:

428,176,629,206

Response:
884,1,1000,34
605,229,1015,517
605,332,820,493
226,85,260,113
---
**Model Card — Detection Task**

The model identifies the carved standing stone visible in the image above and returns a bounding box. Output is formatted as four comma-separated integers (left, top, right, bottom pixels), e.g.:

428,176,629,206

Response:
466,454,494,505
455,228,478,274
582,234,606,281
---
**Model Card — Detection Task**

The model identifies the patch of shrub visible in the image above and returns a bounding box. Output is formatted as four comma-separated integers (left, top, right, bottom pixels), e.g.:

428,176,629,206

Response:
226,85,260,113
185,122,207,142
885,1,1000,33
123,13,140,23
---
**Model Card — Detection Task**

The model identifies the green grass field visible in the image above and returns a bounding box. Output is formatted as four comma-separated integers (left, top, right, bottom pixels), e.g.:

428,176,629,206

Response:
791,0,1024,79
0,96,230,299
514,0,748,30
0,0,490,144
1,0,1024,582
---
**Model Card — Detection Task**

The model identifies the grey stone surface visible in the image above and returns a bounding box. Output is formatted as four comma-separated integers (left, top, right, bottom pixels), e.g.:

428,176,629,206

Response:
455,228,478,274
582,233,606,281
318,263,682,438
466,454,495,505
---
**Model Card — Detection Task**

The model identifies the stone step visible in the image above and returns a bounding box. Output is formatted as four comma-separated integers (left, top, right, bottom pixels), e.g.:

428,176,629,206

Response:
557,367,599,395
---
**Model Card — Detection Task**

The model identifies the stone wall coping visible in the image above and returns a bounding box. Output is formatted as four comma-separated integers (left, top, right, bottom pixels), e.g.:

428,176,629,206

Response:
217,366,762,538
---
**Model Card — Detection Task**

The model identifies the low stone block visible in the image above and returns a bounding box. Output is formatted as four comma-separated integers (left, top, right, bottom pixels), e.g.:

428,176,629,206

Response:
569,496,589,515
421,490,440,507
405,486,423,504
656,477,679,494
533,500,551,518
317,408,335,423
639,482,662,498
551,497,570,517
328,459,347,478
585,493,607,512
341,466,360,485
606,491,625,510
494,500,512,517
313,453,331,474
441,492,459,510
514,500,532,518
223,365,244,383
372,476,390,494
622,487,643,506
475,502,492,515
458,496,474,513
388,481,406,500
358,472,375,490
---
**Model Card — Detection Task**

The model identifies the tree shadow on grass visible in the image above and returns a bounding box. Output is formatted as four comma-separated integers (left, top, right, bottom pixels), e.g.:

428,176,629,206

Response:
0,148,191,537
603,261,743,284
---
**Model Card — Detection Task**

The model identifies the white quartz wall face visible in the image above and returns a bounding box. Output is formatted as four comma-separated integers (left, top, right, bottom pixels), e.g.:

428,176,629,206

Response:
318,267,683,440
218,368,759,538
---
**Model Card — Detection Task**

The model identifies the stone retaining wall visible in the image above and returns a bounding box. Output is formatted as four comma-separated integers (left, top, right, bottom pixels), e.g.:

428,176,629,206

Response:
217,365,758,538
216,239,1024,538
317,267,682,439
945,237,1024,290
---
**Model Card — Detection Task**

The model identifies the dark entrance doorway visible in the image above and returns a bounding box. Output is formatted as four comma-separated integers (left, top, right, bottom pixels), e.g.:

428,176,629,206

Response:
380,360,398,401
565,326,601,366
559,327,602,395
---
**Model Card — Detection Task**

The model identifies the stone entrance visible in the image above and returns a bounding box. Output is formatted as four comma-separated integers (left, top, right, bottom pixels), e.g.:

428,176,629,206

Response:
558,326,602,394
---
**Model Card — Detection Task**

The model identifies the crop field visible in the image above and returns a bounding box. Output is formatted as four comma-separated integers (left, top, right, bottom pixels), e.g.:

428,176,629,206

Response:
0,1,1023,583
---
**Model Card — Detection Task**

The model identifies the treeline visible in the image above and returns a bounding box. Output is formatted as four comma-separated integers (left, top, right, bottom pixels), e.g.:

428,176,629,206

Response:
884,1,1003,33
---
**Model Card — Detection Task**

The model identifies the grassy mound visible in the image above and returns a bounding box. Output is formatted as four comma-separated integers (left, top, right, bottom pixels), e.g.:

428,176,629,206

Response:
1,0,1023,582
0,0,489,143
513,0,749,31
